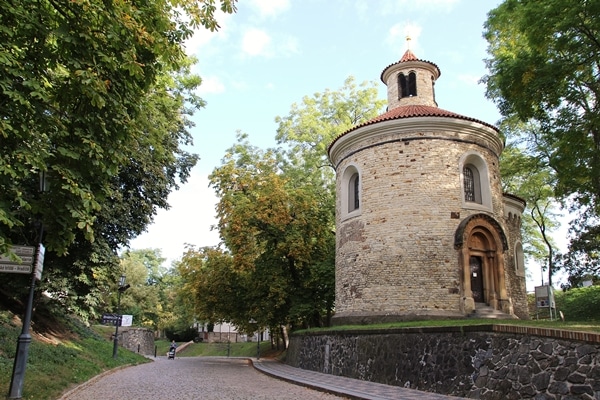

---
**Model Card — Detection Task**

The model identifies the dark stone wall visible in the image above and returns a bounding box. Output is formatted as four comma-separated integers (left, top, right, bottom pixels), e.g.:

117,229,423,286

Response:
286,326,600,399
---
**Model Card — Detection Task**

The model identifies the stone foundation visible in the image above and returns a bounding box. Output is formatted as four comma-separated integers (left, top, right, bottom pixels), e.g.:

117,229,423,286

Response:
286,325,600,399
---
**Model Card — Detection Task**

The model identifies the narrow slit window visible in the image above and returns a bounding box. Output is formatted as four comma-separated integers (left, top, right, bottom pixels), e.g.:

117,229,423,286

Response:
348,173,359,212
464,167,475,202
408,72,417,96
398,73,409,98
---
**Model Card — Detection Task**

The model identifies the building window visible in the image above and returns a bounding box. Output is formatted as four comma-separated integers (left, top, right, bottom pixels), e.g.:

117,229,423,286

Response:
460,153,492,210
398,71,417,98
463,164,482,204
515,242,525,277
341,165,361,219
399,74,408,98
408,72,417,96
349,173,359,211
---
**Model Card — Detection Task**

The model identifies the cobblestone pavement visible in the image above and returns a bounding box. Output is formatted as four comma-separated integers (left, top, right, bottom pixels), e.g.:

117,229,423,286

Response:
59,356,348,400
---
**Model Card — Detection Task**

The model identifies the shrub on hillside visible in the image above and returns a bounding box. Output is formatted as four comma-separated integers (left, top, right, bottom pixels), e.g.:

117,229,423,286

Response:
555,286,600,321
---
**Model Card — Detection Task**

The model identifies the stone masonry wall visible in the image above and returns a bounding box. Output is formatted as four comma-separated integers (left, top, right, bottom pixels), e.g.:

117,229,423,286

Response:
119,327,155,356
286,326,600,399
503,211,529,320
334,130,509,319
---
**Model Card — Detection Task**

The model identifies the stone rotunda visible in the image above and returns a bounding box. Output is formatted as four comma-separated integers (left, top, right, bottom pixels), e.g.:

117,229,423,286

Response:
327,48,528,325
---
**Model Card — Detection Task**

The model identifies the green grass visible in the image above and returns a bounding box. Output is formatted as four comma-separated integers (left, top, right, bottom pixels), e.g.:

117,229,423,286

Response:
156,338,274,358
293,318,600,334
0,311,149,400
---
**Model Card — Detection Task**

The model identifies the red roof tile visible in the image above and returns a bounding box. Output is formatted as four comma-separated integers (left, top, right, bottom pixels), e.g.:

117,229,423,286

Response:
369,105,496,126
328,105,498,152
400,49,419,62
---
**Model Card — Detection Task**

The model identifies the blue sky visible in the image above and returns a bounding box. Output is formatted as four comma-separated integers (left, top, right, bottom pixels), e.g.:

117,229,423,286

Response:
130,0,558,287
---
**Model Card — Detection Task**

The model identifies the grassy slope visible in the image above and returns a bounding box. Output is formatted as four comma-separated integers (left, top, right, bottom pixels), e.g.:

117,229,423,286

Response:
0,309,149,400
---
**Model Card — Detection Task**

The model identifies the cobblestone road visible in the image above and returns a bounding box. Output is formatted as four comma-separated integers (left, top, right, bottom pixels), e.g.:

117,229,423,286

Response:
59,357,347,400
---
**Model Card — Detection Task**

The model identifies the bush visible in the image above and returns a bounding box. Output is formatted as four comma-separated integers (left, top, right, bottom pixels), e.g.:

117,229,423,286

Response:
164,326,197,342
555,286,600,321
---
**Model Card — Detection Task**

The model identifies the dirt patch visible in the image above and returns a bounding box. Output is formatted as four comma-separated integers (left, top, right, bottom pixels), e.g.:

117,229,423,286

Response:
2,295,79,345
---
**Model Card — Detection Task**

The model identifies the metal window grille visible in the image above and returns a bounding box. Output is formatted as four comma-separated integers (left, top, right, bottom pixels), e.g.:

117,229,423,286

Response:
464,166,475,202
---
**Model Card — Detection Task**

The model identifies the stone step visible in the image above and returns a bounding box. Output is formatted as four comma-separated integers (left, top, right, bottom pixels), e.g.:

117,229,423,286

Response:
469,304,515,319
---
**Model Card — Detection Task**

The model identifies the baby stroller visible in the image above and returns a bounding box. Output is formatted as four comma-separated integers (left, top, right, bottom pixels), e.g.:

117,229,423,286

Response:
168,346,176,359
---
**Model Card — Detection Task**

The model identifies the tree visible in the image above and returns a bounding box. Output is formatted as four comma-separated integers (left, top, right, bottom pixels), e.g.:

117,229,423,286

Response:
0,0,237,319
118,249,168,329
498,119,561,286
177,246,250,329
275,76,386,186
208,134,336,330
184,77,384,331
483,0,600,280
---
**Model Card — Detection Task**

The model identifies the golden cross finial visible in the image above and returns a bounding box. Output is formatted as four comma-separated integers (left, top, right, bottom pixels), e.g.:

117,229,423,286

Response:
406,35,412,50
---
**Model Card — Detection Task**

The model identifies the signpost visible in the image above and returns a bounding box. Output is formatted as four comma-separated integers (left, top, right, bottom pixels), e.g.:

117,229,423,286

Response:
7,244,45,399
0,246,36,274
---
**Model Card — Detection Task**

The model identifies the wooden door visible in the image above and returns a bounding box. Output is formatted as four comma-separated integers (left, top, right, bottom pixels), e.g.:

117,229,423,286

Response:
470,256,484,303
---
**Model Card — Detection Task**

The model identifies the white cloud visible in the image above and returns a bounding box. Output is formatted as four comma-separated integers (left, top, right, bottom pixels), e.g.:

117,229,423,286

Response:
198,76,226,95
458,73,483,87
382,0,459,13
249,0,290,18
241,28,272,57
128,169,220,267
387,22,422,54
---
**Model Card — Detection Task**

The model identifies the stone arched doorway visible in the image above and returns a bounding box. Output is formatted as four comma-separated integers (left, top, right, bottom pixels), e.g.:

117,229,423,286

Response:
455,214,513,316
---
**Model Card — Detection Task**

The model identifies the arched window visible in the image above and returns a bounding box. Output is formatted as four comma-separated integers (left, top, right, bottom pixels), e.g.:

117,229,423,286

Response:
398,73,408,98
341,165,361,218
460,152,491,209
515,242,525,277
463,165,482,203
349,173,359,211
398,72,417,99
408,72,417,96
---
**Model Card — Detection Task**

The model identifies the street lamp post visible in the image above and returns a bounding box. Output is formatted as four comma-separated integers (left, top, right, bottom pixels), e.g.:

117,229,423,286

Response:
8,171,48,399
256,330,260,360
112,275,130,359
249,318,260,360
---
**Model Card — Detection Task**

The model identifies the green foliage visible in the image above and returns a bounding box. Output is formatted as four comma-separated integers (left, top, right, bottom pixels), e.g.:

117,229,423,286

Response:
555,286,600,321
185,77,383,332
498,118,561,284
0,0,237,323
483,0,600,281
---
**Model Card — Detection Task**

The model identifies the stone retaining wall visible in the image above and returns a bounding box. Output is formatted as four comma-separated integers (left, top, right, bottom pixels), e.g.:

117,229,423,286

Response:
286,325,600,399
119,327,154,356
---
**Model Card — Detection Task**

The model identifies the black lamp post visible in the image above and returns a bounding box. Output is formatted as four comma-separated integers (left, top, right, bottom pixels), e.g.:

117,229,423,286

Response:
112,275,130,359
249,318,260,360
8,171,49,399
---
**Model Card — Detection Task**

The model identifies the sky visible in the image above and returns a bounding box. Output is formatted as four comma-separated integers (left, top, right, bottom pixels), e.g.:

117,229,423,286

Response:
129,0,554,290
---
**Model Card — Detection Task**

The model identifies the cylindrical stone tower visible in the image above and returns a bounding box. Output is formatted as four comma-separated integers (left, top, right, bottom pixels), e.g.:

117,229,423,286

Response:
328,49,527,325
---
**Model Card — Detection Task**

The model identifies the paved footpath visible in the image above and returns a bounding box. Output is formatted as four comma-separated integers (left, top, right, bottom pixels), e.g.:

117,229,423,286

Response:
59,356,462,400
59,356,344,400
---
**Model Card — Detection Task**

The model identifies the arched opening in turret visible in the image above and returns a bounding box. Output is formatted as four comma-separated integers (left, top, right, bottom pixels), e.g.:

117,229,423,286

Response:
398,71,417,98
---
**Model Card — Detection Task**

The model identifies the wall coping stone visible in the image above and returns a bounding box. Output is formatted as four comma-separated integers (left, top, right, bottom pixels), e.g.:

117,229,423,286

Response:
292,324,600,344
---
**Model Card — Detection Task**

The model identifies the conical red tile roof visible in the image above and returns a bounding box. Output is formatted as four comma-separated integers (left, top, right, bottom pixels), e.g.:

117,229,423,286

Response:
328,105,498,152
400,49,418,62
